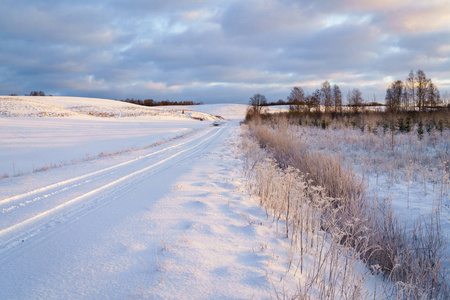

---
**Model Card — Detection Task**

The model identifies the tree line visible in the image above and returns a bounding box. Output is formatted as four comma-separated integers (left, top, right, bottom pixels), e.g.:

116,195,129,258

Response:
250,82,367,114
385,70,444,111
250,69,448,115
123,98,202,107
10,91,49,96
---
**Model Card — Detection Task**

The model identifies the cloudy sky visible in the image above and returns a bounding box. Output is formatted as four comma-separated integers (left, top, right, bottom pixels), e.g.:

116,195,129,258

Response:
1,0,449,103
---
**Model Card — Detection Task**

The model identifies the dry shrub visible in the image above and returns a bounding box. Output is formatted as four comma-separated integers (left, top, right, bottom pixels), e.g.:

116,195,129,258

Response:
241,133,370,299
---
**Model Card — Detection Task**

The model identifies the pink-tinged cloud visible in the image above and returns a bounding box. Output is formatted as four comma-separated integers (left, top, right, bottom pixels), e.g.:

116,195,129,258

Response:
0,0,449,103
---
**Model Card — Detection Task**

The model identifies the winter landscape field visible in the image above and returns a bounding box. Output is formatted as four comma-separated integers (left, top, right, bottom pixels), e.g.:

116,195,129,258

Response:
2,0,450,298
0,96,299,299
0,96,448,299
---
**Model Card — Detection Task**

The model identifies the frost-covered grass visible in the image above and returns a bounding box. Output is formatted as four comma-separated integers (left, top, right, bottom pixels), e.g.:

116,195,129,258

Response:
241,134,376,298
243,112,449,299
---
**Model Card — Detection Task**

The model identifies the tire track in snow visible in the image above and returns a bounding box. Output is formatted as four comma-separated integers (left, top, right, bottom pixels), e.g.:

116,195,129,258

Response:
0,126,223,255
0,127,212,208
0,128,215,227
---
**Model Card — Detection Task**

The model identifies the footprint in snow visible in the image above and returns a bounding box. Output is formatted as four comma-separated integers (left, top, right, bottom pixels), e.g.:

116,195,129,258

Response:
212,266,230,277
181,200,210,211
172,220,213,235
235,251,269,268
227,224,256,236
172,220,194,230
240,272,269,288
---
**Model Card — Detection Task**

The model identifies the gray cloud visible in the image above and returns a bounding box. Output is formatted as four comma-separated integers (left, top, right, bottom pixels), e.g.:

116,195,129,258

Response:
0,0,449,103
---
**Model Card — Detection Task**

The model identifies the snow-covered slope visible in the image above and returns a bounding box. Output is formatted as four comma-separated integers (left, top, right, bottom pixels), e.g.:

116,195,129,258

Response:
0,96,215,120
0,97,76,117
0,96,221,177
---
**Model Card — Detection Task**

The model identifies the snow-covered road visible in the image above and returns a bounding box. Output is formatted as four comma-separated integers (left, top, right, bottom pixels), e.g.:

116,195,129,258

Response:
0,126,223,256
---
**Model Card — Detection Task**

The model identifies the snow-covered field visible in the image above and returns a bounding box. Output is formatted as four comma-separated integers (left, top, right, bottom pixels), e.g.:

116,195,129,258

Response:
0,96,216,177
292,125,450,243
0,97,299,298
1,96,447,298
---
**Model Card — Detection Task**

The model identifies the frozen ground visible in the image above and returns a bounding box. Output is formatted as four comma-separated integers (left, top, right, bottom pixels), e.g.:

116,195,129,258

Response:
0,97,298,299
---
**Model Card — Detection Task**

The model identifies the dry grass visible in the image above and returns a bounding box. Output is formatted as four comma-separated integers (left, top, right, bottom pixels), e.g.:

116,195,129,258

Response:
241,113,449,299
241,134,370,298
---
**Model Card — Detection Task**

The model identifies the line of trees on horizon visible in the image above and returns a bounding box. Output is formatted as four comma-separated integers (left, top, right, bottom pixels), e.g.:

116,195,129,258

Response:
9,91,49,96
251,83,370,114
123,98,203,107
385,69,447,112
250,70,449,115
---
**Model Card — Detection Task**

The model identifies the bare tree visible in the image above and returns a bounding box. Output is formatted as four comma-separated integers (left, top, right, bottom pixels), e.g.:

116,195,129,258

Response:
249,93,267,115
346,90,351,112
385,80,404,112
333,84,342,113
416,70,428,111
320,81,333,112
442,91,450,107
405,70,415,110
426,82,440,107
312,89,321,112
287,87,305,112
303,95,313,112
349,88,363,113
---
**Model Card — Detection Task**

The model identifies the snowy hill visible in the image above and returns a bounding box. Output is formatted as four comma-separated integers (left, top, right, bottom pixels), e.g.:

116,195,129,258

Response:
0,96,228,178
0,96,216,120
